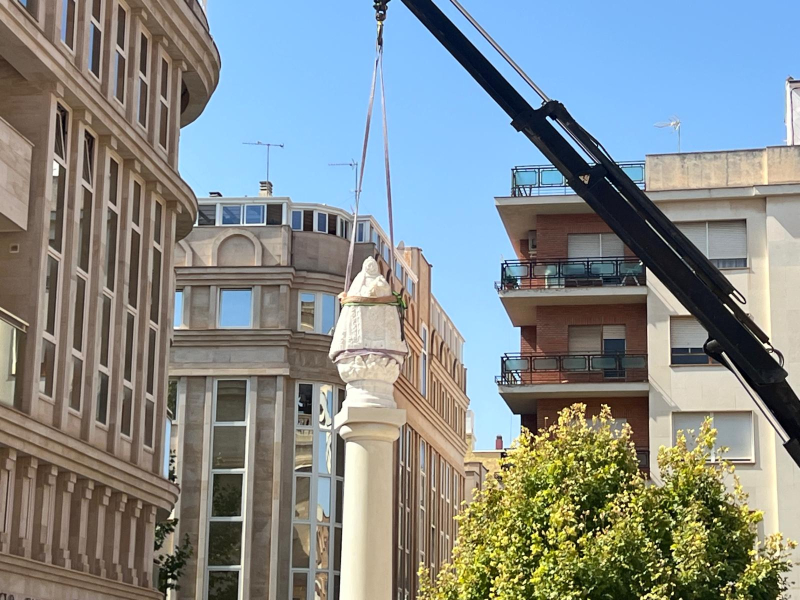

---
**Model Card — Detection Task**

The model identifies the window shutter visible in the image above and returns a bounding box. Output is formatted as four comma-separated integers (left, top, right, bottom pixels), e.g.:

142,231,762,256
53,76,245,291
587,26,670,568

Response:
601,233,624,257
708,220,746,259
568,234,601,259
602,325,626,341
670,317,707,349
568,325,601,354
677,222,708,255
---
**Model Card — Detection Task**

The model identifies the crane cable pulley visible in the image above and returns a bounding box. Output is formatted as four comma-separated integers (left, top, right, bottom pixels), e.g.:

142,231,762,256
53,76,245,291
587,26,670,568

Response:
341,1,407,335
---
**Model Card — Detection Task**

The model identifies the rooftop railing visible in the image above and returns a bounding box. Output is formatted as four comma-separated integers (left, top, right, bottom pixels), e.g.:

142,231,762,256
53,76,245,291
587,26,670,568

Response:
511,161,645,197
496,257,646,291
497,352,648,386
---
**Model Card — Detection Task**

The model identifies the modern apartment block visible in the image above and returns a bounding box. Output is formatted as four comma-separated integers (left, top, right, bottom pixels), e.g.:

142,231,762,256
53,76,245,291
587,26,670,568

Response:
169,185,470,600
0,1,219,598
495,144,800,594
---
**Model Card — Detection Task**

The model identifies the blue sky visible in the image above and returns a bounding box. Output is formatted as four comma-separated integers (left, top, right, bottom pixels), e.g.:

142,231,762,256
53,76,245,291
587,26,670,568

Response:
180,0,800,449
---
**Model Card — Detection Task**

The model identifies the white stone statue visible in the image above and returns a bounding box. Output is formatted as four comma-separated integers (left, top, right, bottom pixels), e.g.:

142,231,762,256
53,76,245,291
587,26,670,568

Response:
329,257,408,408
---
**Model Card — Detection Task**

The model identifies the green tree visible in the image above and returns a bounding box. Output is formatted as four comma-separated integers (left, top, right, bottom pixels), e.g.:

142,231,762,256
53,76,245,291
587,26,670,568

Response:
155,451,193,596
419,404,796,600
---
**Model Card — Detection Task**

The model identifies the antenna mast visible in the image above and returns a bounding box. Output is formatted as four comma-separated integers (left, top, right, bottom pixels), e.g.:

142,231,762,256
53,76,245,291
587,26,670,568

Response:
243,141,285,182
655,117,682,152
329,160,360,203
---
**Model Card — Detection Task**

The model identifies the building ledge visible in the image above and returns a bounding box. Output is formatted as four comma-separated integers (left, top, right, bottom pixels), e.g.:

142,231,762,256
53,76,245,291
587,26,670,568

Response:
499,382,650,413
499,286,647,327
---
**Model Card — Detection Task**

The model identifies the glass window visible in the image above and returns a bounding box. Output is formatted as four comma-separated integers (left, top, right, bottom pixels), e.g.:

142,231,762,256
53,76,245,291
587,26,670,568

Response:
322,294,336,336
44,256,59,336
144,399,155,447
219,289,252,328
407,279,415,299
212,473,243,517
212,427,246,469
128,230,140,307
69,357,82,412
124,313,135,382
216,380,247,422
174,290,184,328
300,293,315,332
198,204,217,226
96,371,109,424
221,205,242,225
61,0,77,49
670,317,712,365
357,222,366,242
146,328,156,395
39,340,56,397
297,383,313,426
100,295,111,367
208,522,243,566
244,204,265,225
208,571,239,599
150,248,162,324
676,220,747,269
167,378,178,419
121,387,132,436
137,32,149,127
291,210,302,230
88,0,103,78
317,212,328,233
114,5,127,102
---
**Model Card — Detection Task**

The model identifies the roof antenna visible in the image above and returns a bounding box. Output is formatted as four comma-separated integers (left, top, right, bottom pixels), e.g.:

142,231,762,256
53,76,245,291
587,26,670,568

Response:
329,160,360,205
655,117,682,152
243,141,285,184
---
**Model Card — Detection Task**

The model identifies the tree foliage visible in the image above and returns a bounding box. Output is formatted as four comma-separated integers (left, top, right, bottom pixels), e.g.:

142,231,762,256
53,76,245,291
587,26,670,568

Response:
419,404,796,600
155,450,193,596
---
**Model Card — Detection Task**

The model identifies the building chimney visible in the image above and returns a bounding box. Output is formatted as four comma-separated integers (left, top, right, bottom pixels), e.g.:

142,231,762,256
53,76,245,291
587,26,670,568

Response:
787,78,800,145
209,191,222,198
259,181,274,197
495,435,503,450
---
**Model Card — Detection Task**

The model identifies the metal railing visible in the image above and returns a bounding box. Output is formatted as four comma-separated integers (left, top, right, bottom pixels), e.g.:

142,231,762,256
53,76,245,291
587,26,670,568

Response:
511,161,645,196
496,257,646,291
497,353,648,386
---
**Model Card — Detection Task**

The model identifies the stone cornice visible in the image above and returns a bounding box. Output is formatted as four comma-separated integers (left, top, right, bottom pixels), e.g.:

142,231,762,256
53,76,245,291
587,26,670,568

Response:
0,406,178,510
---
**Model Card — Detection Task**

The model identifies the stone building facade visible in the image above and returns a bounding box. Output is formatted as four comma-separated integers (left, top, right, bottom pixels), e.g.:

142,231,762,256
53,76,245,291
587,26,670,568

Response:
0,0,219,598
169,187,470,600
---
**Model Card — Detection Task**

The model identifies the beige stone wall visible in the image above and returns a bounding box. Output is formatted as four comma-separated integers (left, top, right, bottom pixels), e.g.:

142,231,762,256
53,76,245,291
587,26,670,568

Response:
0,115,32,232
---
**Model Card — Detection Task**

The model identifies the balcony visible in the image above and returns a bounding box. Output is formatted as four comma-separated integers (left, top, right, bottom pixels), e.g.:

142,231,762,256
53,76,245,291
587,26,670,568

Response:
511,162,645,197
497,353,649,410
496,258,648,326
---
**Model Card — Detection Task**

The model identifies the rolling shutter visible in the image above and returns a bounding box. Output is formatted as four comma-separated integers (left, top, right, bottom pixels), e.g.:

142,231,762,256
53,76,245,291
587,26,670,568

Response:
568,325,601,354
601,233,624,257
568,234,600,259
676,222,708,255
708,220,746,260
670,317,707,349
602,325,626,341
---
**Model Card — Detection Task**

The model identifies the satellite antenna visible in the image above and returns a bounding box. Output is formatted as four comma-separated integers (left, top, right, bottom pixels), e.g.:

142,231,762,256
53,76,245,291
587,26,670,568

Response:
243,141,284,183
655,117,682,152
329,160,360,203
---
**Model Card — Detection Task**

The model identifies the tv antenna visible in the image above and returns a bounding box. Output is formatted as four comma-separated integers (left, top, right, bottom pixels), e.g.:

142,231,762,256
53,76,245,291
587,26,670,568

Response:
243,141,284,182
329,160,360,202
655,117,682,152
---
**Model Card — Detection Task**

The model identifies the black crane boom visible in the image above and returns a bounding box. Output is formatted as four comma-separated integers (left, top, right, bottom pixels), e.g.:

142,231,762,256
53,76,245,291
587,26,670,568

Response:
399,0,800,467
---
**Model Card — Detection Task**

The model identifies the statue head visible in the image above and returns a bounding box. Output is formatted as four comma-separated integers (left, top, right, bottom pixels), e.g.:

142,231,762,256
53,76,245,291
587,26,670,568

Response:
363,256,380,277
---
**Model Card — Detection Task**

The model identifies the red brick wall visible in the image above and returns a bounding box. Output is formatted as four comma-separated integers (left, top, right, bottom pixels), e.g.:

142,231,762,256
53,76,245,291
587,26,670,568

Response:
536,397,649,449
534,304,647,355
520,326,536,354
536,214,636,260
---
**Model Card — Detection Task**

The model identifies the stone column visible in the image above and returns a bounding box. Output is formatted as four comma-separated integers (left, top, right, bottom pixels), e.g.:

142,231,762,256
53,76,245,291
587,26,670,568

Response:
11,456,38,558
330,257,408,600
69,479,94,572
136,504,157,589
33,464,58,563
0,448,17,554
87,485,112,578
52,471,77,569
121,499,142,586
106,492,128,582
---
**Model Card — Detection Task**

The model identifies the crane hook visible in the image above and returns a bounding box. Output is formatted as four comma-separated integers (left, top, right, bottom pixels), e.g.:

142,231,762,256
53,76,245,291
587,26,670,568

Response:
374,0,390,22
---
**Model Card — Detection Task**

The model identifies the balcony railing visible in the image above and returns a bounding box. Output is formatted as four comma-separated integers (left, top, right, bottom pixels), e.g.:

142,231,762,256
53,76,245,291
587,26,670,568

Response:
496,257,646,291
511,162,645,197
497,353,649,386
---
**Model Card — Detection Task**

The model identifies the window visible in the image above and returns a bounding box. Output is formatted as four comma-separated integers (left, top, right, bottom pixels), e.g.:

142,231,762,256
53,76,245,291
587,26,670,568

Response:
198,204,217,226
158,57,171,149
61,0,77,50
245,204,265,225
298,292,338,335
174,290,184,328
207,380,249,599
568,325,626,355
88,0,103,78
114,4,128,103
105,159,120,291
676,220,747,269
144,399,155,447
221,205,243,225
77,132,96,273
17,0,38,19
128,181,142,308
291,210,302,230
316,212,328,233
568,232,623,258
407,278,415,299
96,371,109,424
267,204,283,225
421,325,428,397
292,383,345,600
356,221,367,243
219,289,252,329
137,31,150,127
670,317,713,365
672,411,753,461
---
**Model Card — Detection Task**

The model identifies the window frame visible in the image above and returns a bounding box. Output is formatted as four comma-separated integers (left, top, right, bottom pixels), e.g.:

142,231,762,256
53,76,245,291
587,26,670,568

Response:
676,219,748,270
420,324,429,397
113,1,129,105
218,288,254,330
174,289,185,329
297,291,339,335
137,28,151,130
669,316,716,366
671,411,755,462
87,0,104,80
60,0,78,52
205,378,250,600
157,52,172,150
